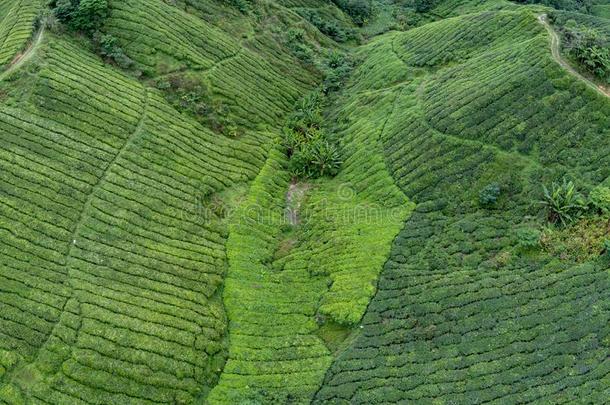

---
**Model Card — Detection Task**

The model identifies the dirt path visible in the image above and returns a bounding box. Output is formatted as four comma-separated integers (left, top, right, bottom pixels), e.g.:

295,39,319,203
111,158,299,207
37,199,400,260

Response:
0,27,44,81
538,14,609,98
285,180,310,226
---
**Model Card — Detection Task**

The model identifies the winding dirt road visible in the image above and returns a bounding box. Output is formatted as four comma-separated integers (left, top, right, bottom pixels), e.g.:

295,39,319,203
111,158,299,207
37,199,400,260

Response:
538,14,609,98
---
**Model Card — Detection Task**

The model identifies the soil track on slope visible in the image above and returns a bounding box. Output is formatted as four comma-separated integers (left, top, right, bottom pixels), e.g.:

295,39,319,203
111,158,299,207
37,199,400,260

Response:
0,27,44,81
538,14,609,98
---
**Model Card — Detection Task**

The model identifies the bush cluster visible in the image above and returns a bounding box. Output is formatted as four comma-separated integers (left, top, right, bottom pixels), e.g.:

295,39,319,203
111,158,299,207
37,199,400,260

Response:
412,0,438,13
156,73,239,137
51,0,108,33
282,92,341,178
478,182,501,207
539,179,610,226
560,21,610,82
331,0,372,26
302,10,355,43
51,0,134,69
285,28,314,63
321,50,353,94
222,0,252,13
96,33,133,69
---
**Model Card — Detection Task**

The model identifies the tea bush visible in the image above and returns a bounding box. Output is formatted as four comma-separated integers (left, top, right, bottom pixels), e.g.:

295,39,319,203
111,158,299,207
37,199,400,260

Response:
478,182,501,206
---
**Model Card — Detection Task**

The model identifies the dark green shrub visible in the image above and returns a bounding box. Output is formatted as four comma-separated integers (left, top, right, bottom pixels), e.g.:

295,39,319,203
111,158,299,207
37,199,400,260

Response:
332,0,372,26
282,91,342,179
516,227,541,250
97,34,133,69
303,11,348,42
52,0,109,34
478,183,501,207
288,136,342,178
223,0,251,13
285,29,314,63
413,0,437,13
539,178,587,226
321,51,353,94
604,239,610,258
309,138,342,177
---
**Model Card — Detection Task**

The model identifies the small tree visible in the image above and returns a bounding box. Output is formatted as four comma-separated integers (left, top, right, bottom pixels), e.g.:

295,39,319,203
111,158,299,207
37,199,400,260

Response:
52,0,109,34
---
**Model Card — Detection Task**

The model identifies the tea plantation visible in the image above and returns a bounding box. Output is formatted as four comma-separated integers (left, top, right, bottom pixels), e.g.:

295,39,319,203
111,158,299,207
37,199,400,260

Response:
0,0,608,403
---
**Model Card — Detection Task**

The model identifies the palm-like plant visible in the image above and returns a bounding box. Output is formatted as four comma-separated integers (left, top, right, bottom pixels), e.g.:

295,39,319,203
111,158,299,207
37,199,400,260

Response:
310,140,342,178
539,178,587,226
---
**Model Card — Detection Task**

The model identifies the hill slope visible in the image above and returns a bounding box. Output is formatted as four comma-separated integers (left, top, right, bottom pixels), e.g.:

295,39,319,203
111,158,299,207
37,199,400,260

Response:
316,8,610,403
0,0,609,404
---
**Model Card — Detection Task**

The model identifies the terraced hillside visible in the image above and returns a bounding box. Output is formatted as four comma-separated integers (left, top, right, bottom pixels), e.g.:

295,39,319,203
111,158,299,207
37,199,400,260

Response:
0,0,609,404
316,8,610,403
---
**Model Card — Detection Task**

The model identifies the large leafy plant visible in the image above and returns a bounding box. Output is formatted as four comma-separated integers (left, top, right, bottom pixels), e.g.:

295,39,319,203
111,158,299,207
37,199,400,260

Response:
539,178,587,226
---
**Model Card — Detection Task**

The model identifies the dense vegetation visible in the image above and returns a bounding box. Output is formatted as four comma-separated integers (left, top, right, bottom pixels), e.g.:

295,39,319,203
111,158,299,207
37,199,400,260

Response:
0,0,609,403
550,10,610,82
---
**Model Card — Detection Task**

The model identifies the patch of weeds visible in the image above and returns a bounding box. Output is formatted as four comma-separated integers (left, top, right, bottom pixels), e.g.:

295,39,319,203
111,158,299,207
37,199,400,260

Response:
155,73,240,137
541,216,610,262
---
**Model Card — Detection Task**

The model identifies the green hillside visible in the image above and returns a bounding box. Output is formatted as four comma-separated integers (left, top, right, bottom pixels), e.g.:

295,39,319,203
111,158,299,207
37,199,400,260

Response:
0,0,41,68
0,0,609,403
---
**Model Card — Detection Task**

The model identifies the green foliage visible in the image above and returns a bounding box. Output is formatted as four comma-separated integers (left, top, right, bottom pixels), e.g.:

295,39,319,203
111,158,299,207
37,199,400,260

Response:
155,73,240,137
52,0,109,33
413,0,438,13
604,239,610,258
96,33,133,69
331,0,373,25
222,0,252,13
589,185,610,214
540,178,587,226
478,182,501,206
541,217,610,262
560,22,610,81
516,227,541,249
302,10,354,42
321,50,353,93
285,28,314,63
283,91,342,179
289,136,342,178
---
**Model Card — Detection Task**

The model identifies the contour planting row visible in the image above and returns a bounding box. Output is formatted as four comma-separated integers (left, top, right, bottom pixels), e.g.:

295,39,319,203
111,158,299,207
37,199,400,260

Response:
106,0,239,72
208,146,333,404
316,10,610,402
0,33,282,402
211,69,417,401
431,0,517,18
421,35,610,180
0,33,145,388
106,0,317,130
0,0,40,68
393,10,543,67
